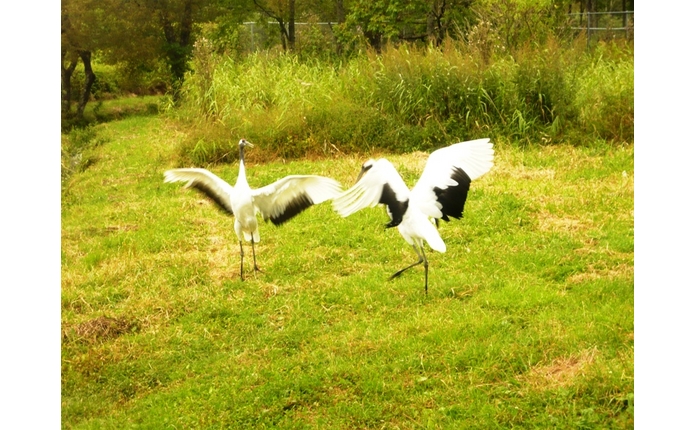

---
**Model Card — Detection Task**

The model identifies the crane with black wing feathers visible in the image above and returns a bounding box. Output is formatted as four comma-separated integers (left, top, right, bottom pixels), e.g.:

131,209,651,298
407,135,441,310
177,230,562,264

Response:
333,138,494,293
165,139,342,280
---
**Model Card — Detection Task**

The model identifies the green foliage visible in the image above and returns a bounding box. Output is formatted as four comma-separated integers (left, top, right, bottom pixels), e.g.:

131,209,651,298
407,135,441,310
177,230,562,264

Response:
296,16,339,62
343,0,416,49
62,0,633,112
198,21,249,59
339,0,476,51
65,55,170,122
473,0,570,50
68,60,122,102
111,60,171,95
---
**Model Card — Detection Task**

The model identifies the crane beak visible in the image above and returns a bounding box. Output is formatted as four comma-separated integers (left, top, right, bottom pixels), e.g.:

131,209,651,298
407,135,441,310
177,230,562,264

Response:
354,164,372,184
354,170,365,184
245,141,255,148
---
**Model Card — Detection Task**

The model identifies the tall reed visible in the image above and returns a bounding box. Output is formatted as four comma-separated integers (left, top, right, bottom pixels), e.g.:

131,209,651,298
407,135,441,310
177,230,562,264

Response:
177,35,633,163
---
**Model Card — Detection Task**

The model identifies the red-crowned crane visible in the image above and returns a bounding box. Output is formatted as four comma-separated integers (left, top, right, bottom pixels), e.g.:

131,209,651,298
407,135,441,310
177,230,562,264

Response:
332,138,494,293
164,139,342,280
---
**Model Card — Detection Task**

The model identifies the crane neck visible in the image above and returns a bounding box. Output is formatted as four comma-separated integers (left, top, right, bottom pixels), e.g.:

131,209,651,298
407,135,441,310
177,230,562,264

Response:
237,145,249,186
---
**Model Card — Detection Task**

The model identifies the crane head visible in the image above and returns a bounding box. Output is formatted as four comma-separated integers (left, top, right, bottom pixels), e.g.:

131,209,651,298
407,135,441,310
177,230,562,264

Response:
354,159,376,184
238,139,254,148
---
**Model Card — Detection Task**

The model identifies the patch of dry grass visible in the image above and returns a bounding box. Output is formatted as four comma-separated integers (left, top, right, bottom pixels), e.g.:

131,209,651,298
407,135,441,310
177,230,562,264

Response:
567,263,633,285
63,316,138,344
521,347,599,391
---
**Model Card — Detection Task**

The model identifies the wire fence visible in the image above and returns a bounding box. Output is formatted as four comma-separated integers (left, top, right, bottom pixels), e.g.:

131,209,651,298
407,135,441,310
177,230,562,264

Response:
241,21,337,51
240,10,634,52
568,11,634,47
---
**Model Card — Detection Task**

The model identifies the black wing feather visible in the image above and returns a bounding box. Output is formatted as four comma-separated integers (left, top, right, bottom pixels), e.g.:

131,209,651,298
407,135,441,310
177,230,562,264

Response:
269,193,313,225
433,167,471,222
190,182,234,215
380,183,409,228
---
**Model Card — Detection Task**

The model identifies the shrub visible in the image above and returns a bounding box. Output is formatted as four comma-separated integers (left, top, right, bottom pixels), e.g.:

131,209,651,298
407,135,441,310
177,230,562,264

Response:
574,43,634,142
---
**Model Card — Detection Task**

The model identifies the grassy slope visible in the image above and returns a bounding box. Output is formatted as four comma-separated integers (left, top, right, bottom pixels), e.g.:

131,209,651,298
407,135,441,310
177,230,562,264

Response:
61,110,633,428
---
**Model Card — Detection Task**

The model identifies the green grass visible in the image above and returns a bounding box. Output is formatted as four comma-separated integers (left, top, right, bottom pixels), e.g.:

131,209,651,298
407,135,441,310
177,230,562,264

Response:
61,108,633,428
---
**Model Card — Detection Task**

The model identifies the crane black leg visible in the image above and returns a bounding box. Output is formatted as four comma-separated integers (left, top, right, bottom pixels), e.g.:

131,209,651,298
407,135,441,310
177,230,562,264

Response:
239,240,245,281
389,244,430,294
419,243,429,294
389,244,424,280
251,238,261,272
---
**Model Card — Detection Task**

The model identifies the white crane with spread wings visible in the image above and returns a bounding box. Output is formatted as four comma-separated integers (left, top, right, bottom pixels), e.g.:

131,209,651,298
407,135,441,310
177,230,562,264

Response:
333,138,494,293
165,139,342,280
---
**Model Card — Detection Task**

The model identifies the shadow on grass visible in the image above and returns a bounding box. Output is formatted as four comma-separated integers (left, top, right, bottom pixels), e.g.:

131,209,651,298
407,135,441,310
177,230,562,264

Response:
62,95,167,132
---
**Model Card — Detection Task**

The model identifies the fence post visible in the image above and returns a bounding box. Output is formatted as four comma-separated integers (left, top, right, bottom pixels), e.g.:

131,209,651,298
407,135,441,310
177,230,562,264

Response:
586,0,591,48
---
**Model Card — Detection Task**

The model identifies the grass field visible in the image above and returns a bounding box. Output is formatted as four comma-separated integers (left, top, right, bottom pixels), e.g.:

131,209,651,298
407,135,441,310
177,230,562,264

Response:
61,104,633,428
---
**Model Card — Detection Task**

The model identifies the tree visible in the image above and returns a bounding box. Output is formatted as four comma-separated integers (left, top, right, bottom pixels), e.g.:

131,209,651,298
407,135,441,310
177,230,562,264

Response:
427,0,475,46
61,0,98,119
341,0,474,52
102,0,214,101
60,48,78,116
150,0,214,98
341,0,407,52
62,0,236,119
473,0,568,50
252,0,299,51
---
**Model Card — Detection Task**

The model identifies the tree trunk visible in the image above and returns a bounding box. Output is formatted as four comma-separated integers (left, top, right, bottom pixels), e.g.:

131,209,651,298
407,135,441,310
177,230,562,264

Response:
333,0,346,55
277,18,288,51
61,49,78,116
288,0,296,50
623,0,627,28
251,0,292,51
76,50,96,119
365,30,382,53
428,0,447,46
335,0,345,23
161,0,194,102
584,0,592,48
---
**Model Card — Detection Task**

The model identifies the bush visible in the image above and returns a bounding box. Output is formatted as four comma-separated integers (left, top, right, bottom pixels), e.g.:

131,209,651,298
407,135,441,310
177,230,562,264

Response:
574,43,634,142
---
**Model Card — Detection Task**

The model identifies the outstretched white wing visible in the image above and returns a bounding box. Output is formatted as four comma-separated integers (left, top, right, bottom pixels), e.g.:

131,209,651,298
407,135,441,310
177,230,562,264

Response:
251,175,342,225
411,138,494,220
332,158,411,227
164,168,235,215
